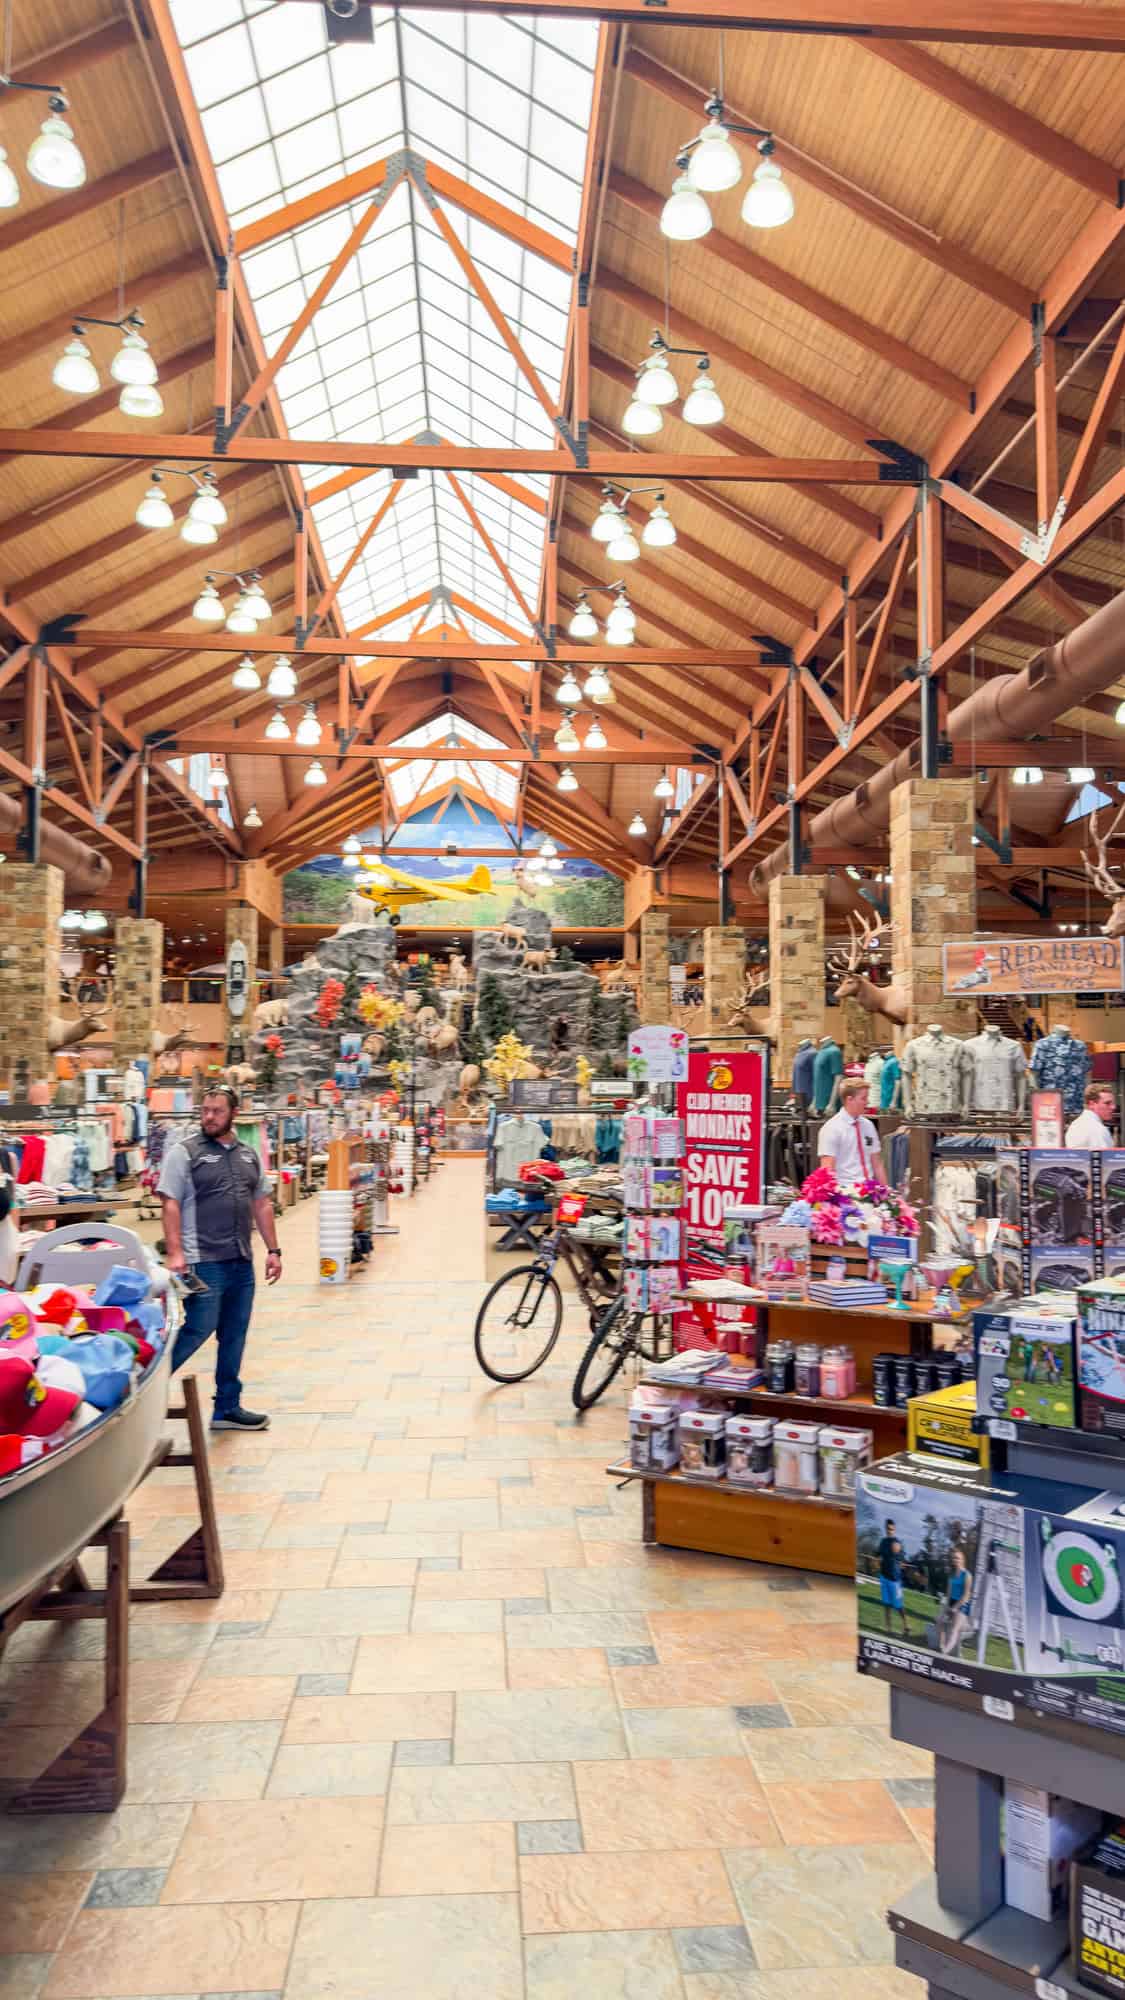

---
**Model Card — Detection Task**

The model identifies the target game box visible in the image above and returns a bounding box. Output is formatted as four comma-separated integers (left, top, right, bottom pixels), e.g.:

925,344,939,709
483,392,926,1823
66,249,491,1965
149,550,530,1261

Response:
857,1452,1125,1739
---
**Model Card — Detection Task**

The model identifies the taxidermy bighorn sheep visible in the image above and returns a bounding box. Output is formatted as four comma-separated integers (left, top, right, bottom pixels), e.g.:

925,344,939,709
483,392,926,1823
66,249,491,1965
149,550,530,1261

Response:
828,912,909,1027
1083,803,1125,939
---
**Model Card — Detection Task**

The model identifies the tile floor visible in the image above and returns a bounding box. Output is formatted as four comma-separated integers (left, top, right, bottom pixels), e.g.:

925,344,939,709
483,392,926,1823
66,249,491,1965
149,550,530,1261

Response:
0,1157,932,1999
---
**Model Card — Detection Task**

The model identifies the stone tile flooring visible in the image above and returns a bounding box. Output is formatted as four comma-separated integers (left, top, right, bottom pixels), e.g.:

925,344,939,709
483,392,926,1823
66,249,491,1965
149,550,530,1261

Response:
0,1158,932,1998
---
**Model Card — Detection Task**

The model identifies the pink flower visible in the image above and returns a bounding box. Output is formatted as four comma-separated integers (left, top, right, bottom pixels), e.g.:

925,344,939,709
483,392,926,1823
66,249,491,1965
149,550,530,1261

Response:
811,1207,845,1245
801,1165,839,1204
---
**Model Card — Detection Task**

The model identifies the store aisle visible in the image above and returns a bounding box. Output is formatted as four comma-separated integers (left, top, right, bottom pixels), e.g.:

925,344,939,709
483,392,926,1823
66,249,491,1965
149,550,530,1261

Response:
0,1159,931,2000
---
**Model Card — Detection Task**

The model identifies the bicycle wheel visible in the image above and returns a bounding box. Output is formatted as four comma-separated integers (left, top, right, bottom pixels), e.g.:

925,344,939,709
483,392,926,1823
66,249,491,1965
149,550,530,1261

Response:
572,1295,635,1411
474,1264,563,1384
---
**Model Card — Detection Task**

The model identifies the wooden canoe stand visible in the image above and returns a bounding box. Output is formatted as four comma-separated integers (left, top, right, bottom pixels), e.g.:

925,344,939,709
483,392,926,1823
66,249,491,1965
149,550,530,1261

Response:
0,1376,224,1815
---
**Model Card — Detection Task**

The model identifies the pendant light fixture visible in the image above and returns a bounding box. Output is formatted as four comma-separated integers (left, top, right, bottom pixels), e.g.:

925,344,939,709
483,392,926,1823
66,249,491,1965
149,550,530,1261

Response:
52,335,99,395
243,803,263,829
59,909,84,930
265,709,291,741
557,766,578,792
606,520,641,564
304,760,328,787
628,813,647,836
642,499,677,548
681,359,724,426
685,114,743,193
591,496,626,543
135,474,173,530
82,908,108,932
548,856,563,871
231,656,261,691
242,572,272,622
0,146,18,209
660,172,712,241
1069,766,1096,784
584,664,612,704
539,839,558,858
584,717,607,750
187,473,226,530
343,833,362,856
555,714,580,754
622,395,663,438
268,656,298,699
556,669,583,706
118,381,164,419
296,704,322,747
342,848,360,868
1116,699,1125,727
27,98,85,190
567,597,598,640
208,763,229,792
663,85,793,237
605,591,635,646
192,578,225,623
741,143,795,229
1013,767,1043,786
110,325,157,387
225,588,258,635
181,511,218,547
654,769,675,800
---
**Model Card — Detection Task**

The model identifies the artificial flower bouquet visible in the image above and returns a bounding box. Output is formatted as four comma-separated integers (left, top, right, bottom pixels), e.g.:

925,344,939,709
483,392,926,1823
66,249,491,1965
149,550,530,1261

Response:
781,1165,919,1248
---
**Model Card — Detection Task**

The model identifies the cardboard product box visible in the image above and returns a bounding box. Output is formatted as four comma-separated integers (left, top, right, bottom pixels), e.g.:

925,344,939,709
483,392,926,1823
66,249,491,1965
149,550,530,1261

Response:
998,1150,1022,1230
1030,1243,1096,1294
907,1379,990,1468
973,1305,1078,1431
1072,1828,1125,1999
856,1453,1125,1737
1003,1779,1102,1921
1102,1154,1125,1248
1078,1278,1125,1440
1026,1151,1095,1248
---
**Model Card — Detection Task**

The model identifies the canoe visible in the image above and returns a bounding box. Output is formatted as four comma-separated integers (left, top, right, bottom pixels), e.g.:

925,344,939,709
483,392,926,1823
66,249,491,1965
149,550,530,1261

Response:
0,1344,172,1615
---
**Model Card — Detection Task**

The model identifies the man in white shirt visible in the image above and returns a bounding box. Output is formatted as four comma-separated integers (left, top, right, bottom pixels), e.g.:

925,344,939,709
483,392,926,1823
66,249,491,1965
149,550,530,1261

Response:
818,1079,884,1184
1065,1083,1116,1151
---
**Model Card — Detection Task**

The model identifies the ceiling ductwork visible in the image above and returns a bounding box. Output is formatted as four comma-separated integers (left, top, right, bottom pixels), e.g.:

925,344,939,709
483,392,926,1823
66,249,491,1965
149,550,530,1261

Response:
749,585,1125,898
0,796,113,898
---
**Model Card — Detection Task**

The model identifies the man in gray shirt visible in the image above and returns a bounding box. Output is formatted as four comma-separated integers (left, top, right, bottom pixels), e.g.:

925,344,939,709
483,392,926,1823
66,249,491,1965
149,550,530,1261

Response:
158,1086,281,1431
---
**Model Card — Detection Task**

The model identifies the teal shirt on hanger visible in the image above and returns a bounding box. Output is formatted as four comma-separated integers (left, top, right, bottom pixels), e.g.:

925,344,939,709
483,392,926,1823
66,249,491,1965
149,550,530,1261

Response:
813,1040,843,1114
880,1054,902,1111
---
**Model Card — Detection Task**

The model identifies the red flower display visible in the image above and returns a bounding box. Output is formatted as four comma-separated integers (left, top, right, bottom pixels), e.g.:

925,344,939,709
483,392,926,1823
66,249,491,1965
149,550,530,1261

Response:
316,978,345,1028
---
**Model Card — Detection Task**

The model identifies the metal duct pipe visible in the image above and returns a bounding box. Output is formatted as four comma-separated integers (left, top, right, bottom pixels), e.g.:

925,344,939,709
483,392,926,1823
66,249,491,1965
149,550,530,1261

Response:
0,796,113,897
749,584,1125,897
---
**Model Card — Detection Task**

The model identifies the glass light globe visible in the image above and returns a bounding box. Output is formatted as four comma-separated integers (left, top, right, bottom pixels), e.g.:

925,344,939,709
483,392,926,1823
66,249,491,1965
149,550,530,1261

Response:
584,718,607,749
59,909,84,930
110,328,157,387
584,666,612,703
568,602,598,640
0,147,18,208
189,475,226,527
591,501,624,543
607,529,641,563
265,710,290,740
52,336,99,395
27,112,86,191
660,173,712,241
296,707,321,746
548,856,562,871
268,658,298,698
231,657,261,691
605,621,634,647
181,514,218,545
741,155,794,228
343,833,362,854
1069,766,1096,784
342,850,360,868
1013,766,1043,786
243,576,272,621
555,722,580,753
118,382,163,418
635,353,679,407
622,398,662,437
82,908,108,932
539,839,557,858
192,581,225,623
135,478,173,530
628,813,647,836
556,671,583,705
226,595,258,635
687,120,742,193
1117,699,1125,726
304,760,327,787
642,503,677,548
557,766,578,792
682,365,724,426
208,765,229,790
243,804,263,828
654,771,675,798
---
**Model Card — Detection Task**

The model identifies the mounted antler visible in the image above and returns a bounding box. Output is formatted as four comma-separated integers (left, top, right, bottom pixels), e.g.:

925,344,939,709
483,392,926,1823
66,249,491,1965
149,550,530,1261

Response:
829,911,908,1026
727,964,770,1029
1083,803,1125,937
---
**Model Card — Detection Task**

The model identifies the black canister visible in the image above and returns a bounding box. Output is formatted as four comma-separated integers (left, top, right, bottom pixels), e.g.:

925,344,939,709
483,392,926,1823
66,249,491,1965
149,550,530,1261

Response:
871,1353,896,1407
764,1339,795,1393
912,1357,939,1398
893,1355,916,1407
933,1354,960,1390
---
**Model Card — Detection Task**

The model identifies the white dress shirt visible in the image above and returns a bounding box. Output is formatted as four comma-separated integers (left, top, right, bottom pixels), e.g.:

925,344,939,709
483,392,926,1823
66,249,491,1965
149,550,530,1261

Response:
1064,1107,1113,1151
818,1108,881,1184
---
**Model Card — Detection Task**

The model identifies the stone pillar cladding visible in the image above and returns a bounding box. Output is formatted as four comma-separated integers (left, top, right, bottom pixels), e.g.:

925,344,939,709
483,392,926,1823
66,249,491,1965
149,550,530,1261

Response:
225,902,259,1050
889,776,977,1042
268,925,285,976
113,917,164,1065
768,874,826,1081
0,861,64,1084
703,925,746,1035
638,909,670,1024
839,994,881,1061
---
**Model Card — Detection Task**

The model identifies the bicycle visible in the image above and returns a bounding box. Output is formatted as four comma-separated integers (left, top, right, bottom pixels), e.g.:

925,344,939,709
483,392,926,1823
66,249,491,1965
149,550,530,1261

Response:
474,1187,623,1385
571,1299,674,1412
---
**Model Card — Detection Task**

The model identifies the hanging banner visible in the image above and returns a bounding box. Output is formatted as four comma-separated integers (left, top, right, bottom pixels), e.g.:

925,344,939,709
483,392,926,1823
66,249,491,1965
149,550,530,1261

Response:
942,936,1125,997
677,1047,768,1247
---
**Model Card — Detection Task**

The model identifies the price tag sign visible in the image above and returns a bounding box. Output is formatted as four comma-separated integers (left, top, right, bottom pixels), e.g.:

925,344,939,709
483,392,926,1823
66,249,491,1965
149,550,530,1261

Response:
983,1696,1014,1721
556,1194,587,1226
1035,1980,1066,2000
989,1419,1018,1442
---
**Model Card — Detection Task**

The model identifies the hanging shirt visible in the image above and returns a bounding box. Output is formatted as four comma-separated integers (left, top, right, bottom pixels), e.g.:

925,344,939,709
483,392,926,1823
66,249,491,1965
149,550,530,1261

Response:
901,1032,967,1116
818,1107,881,1184
880,1056,902,1112
792,1043,816,1100
812,1041,843,1114
1065,1108,1113,1151
864,1052,885,1099
493,1117,547,1182
963,1031,1027,1113
1030,1032,1091,1120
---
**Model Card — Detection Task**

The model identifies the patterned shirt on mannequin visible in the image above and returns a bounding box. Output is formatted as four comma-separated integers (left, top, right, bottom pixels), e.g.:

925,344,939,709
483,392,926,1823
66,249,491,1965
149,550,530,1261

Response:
1030,1031,1090,1120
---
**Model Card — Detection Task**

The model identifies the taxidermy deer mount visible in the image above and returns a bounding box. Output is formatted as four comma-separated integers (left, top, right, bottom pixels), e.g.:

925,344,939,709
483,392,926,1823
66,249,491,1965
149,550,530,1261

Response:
1082,803,1125,938
727,965,769,1030
828,912,909,1026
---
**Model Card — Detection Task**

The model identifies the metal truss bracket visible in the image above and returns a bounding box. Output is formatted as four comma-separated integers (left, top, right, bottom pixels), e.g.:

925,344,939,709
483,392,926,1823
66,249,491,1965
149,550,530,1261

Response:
1030,299,1046,369
1010,882,1051,921
533,620,555,660
577,269,591,307
293,617,311,652
974,820,1011,864
754,634,792,667
214,404,248,454
555,414,587,466
868,438,929,484
395,149,434,209
38,614,85,649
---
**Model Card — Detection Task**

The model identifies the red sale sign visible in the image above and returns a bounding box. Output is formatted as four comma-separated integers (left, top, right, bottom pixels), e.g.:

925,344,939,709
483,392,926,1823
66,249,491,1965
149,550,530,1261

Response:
676,1048,768,1247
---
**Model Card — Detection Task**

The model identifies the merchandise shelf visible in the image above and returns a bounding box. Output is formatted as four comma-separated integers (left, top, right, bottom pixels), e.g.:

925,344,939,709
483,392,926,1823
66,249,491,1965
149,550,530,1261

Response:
640,1371,905,1423
606,1459,858,1574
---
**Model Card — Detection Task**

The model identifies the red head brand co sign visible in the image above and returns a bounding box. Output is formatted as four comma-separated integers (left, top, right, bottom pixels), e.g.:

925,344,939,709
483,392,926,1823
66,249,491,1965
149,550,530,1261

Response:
942,936,1125,998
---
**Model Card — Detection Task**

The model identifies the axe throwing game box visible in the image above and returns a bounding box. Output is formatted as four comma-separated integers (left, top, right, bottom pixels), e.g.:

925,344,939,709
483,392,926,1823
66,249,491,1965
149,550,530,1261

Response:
856,1453,1125,1740
1072,1827,1125,1999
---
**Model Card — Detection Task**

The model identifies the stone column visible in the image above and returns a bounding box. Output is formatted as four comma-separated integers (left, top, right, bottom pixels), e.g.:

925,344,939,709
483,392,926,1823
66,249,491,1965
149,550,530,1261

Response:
225,902,259,1052
268,924,285,977
889,776,977,1040
114,917,164,1065
0,862,63,1085
768,873,826,1082
840,995,881,1062
702,925,745,1035
638,909,669,1024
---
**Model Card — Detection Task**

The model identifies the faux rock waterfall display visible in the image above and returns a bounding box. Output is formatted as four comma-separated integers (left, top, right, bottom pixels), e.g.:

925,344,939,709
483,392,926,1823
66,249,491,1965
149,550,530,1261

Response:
471,903,632,1079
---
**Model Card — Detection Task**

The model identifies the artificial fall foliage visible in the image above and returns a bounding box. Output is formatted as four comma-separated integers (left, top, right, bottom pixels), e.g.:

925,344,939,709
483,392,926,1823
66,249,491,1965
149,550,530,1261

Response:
357,987,404,1029
315,978,345,1028
484,1029,536,1090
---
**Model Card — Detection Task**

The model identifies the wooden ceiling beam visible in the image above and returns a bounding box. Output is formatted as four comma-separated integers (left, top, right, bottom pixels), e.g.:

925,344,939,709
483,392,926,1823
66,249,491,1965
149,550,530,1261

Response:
11,466,265,605
623,48,1033,319
565,487,815,628
0,250,202,383
0,150,177,260
307,450,547,519
12,17,134,87
0,421,215,555
0,339,212,474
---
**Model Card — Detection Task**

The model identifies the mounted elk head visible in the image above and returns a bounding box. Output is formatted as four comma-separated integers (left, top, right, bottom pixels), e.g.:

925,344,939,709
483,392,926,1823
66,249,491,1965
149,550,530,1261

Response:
727,965,769,1030
46,1012,107,1052
828,911,910,1027
1083,803,1125,938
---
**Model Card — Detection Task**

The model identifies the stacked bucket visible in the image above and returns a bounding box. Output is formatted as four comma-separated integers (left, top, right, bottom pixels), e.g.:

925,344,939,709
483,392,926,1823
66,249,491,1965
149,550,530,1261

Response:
318,1187,353,1284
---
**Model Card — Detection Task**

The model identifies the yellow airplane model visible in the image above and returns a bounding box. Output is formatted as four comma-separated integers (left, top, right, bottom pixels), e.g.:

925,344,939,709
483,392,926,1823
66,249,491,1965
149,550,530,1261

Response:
353,860,492,923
